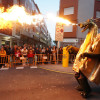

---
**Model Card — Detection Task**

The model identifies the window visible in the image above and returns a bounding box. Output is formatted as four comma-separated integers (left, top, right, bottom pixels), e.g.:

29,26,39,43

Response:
64,7,74,15
98,28,100,33
96,11,100,18
64,25,73,32
13,0,18,4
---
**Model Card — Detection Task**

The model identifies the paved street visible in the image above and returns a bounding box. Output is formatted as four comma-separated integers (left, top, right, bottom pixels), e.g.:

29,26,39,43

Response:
0,64,100,100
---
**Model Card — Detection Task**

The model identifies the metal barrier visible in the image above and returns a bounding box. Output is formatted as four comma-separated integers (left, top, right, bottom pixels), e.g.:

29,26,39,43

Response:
0,54,75,68
0,55,11,68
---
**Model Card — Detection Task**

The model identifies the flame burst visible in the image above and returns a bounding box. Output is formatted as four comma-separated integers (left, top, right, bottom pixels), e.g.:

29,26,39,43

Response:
0,5,73,30
0,5,43,29
46,13,72,25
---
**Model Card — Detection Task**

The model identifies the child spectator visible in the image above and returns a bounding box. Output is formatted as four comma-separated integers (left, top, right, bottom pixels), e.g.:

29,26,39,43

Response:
27,50,34,66
15,49,21,65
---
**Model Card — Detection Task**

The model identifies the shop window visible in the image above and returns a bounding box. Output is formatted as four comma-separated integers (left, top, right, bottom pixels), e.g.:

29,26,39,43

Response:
64,7,74,15
13,0,18,4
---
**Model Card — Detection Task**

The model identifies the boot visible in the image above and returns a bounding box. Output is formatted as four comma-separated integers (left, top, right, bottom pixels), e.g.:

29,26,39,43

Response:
78,78,91,98
75,85,83,91
75,73,83,91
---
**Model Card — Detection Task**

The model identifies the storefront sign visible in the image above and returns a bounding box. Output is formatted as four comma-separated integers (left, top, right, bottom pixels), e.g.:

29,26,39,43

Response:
63,38,78,43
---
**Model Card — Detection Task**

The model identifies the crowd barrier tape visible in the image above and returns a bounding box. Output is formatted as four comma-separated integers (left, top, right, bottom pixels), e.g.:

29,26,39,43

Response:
0,54,75,68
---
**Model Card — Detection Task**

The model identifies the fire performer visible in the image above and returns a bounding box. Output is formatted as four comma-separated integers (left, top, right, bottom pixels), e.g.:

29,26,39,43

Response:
73,19,100,98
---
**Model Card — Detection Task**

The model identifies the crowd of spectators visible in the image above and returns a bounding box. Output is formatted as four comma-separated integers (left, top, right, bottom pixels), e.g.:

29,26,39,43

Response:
0,44,63,68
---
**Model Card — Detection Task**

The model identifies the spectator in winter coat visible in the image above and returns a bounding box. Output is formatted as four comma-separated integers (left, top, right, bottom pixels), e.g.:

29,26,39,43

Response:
15,49,21,65
21,47,28,57
45,48,50,61
0,47,7,68
11,45,18,55
51,46,57,63
15,49,21,58
48,46,52,54
58,47,63,63
4,45,11,55
42,47,46,54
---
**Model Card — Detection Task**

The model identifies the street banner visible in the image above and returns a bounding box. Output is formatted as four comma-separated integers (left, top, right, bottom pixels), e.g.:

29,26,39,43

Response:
55,23,64,41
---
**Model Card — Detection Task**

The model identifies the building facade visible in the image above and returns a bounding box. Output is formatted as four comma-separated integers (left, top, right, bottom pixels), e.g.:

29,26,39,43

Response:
0,0,51,47
58,0,100,47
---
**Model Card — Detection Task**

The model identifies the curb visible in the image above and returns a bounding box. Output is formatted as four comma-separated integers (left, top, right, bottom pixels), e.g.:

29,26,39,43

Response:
38,66,74,75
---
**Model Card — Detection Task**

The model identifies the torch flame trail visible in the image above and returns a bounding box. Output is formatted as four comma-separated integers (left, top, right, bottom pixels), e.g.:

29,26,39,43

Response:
0,5,43,29
46,13,72,25
0,5,74,30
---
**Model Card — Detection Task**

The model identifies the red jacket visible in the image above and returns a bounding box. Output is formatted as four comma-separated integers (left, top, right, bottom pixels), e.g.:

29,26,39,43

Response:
15,52,21,57
27,53,34,58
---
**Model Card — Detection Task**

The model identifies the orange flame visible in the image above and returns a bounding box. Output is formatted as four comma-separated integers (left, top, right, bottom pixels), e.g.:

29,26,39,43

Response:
0,6,74,30
46,13,72,25
0,5,43,29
